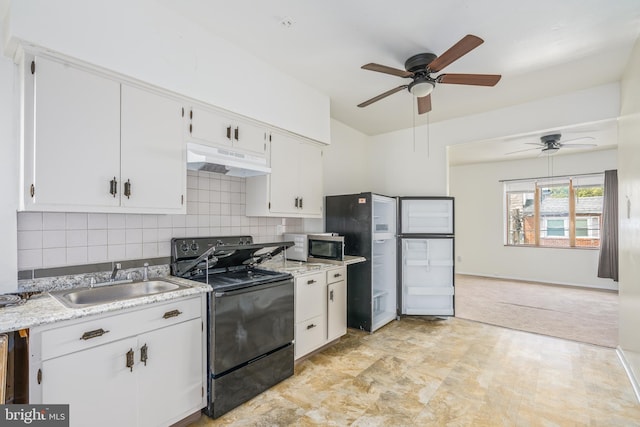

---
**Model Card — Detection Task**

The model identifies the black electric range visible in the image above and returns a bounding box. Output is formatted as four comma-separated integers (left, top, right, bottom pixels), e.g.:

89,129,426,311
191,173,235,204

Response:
170,236,294,419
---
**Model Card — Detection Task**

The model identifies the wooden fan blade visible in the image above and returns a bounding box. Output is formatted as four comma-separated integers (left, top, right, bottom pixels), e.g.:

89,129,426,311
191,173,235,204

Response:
438,73,501,86
417,94,432,114
427,34,484,72
361,63,413,78
358,85,408,108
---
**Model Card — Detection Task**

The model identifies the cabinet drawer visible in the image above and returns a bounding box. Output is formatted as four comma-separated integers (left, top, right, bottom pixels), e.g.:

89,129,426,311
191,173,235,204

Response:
295,272,326,322
295,315,326,359
327,267,346,284
39,296,201,360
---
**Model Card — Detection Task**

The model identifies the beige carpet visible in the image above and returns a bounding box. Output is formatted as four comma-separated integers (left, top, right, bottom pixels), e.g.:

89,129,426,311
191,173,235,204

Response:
454,274,618,348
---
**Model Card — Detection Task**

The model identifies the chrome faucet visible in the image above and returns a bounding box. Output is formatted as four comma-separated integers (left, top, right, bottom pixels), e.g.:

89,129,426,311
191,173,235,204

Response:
142,262,149,281
110,263,121,282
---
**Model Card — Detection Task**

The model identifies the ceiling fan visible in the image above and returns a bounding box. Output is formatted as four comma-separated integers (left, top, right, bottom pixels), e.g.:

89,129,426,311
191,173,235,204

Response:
357,34,501,114
506,133,597,156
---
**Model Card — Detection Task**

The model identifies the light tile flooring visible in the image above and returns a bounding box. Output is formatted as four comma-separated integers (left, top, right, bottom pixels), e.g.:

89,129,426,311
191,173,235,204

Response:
190,317,640,426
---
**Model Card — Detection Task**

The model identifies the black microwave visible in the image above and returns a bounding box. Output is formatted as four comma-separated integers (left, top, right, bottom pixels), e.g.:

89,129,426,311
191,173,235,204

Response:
308,234,345,264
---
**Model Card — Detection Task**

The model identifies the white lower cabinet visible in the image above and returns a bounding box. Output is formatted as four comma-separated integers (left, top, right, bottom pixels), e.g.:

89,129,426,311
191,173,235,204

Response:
30,295,207,427
294,266,347,360
327,268,347,341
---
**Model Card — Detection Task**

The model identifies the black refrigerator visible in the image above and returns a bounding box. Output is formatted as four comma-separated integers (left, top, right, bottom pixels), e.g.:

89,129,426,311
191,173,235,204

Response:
325,192,397,332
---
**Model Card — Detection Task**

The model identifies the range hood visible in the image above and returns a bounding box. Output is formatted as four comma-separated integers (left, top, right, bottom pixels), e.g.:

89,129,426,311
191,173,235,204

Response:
186,142,271,177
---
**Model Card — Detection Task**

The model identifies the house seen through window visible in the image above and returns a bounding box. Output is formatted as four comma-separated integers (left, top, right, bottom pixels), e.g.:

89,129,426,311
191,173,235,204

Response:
505,174,604,248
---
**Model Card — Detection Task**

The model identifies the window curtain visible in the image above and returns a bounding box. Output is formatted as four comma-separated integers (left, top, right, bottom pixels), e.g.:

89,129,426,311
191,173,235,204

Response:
597,169,618,281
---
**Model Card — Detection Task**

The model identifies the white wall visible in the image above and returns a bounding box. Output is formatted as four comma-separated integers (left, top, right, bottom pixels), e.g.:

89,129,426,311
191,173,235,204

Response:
450,149,618,290
369,124,446,196
323,119,369,196
0,12,18,293
367,83,620,197
618,35,640,395
5,0,330,143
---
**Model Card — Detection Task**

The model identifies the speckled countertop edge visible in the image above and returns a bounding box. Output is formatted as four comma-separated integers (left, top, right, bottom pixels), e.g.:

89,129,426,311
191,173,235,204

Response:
260,255,366,275
0,276,211,334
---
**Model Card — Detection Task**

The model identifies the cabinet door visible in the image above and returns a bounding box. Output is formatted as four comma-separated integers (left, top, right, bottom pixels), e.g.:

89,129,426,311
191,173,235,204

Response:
41,337,138,427
28,57,121,210
120,85,185,213
137,318,203,427
327,280,347,341
268,133,301,214
295,272,326,322
232,119,267,155
188,107,233,148
297,141,323,216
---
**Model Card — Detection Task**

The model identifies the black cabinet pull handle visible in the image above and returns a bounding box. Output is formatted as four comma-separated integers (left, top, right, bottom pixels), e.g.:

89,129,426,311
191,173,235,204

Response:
330,290,334,301
234,126,239,141
306,323,316,330
334,273,342,278
307,279,316,285
163,309,182,319
294,197,299,208
140,343,148,366
299,197,303,209
126,348,134,372
80,328,109,340
226,126,232,140
109,177,117,197
124,179,131,199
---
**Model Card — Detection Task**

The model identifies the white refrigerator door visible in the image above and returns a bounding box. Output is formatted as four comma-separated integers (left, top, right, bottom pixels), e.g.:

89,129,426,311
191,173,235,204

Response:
401,238,454,315
401,198,453,235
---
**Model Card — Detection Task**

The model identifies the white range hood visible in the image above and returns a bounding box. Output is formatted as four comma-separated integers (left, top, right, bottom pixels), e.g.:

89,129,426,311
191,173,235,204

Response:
186,142,271,177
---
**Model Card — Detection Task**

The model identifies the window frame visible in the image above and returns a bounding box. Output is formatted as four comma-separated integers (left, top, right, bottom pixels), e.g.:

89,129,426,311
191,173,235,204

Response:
504,175,603,249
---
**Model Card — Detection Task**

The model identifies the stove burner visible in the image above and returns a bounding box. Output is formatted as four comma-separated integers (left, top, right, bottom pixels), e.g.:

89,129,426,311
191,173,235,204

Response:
0,294,25,308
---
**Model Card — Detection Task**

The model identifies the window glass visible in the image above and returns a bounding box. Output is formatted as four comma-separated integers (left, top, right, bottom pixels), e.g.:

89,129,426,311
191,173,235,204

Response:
504,175,603,249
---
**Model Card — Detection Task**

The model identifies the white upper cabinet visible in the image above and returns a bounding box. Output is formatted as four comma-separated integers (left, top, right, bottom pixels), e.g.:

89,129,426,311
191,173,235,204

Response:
22,55,186,213
24,56,122,210
120,85,185,212
246,131,323,218
187,106,267,155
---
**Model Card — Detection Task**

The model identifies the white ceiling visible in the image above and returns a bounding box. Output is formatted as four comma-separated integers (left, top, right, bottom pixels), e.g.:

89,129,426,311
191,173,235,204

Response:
158,0,640,138
448,119,619,165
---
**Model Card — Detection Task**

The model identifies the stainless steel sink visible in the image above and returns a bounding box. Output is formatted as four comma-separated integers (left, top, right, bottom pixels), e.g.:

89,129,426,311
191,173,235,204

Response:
49,278,188,308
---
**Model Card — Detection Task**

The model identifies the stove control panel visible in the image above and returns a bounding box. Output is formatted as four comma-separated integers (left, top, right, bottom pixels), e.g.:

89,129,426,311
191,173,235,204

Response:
172,236,254,260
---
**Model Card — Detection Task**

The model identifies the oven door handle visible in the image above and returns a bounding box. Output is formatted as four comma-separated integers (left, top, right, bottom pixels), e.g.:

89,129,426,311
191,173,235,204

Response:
214,279,292,298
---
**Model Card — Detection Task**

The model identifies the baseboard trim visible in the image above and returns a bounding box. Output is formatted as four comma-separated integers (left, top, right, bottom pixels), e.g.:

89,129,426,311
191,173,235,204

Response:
455,272,618,292
616,346,640,403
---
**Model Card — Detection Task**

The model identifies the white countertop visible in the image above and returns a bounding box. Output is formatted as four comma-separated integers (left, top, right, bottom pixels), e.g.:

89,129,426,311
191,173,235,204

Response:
0,276,211,334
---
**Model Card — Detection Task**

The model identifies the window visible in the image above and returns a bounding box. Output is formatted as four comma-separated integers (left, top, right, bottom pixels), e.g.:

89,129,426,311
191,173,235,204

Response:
504,174,604,248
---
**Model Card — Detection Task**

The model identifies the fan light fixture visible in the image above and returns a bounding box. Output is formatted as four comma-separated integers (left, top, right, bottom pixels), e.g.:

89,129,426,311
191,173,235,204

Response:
409,77,435,97
541,146,560,155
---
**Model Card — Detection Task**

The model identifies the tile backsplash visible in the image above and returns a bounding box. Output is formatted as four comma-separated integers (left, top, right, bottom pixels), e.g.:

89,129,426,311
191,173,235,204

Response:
17,171,304,270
